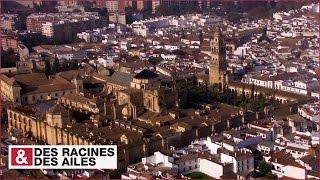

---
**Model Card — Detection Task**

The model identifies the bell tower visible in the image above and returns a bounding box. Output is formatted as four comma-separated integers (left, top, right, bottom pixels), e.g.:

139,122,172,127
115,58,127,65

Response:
209,27,227,89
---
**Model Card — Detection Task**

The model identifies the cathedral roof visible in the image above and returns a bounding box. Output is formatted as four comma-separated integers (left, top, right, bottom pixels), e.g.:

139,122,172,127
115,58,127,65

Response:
107,71,134,87
134,69,159,79
48,104,68,115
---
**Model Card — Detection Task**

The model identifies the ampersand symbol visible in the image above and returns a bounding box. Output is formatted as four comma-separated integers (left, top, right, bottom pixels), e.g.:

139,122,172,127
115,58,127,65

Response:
15,149,28,165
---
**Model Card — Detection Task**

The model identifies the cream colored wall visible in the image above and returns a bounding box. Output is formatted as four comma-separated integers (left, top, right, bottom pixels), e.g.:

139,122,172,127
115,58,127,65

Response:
60,97,99,114
0,80,21,103
21,90,75,105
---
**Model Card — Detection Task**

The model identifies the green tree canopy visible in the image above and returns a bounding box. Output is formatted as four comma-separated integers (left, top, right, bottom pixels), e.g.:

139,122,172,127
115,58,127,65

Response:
44,60,52,77
258,161,272,176
51,58,61,74
1,49,19,68
70,59,79,70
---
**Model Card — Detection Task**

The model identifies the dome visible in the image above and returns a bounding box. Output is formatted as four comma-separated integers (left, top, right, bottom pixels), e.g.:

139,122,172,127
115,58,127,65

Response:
134,69,159,79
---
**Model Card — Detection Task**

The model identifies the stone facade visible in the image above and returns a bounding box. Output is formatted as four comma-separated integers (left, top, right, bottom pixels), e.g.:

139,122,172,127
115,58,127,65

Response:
209,27,227,88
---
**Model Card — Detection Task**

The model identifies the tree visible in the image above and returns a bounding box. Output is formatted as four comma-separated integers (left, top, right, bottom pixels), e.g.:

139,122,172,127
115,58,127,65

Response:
61,60,69,71
70,59,79,70
258,161,272,176
51,58,61,74
257,93,266,111
266,172,278,179
172,49,186,56
148,57,163,67
198,30,204,44
241,86,246,102
180,85,208,109
44,60,52,77
1,49,19,68
250,84,255,99
258,26,271,43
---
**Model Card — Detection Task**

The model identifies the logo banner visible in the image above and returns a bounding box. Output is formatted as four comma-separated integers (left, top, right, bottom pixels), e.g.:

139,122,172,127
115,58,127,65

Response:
8,145,117,169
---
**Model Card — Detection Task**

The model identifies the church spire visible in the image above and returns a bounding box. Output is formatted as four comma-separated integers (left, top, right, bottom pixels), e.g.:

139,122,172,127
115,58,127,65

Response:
209,27,227,90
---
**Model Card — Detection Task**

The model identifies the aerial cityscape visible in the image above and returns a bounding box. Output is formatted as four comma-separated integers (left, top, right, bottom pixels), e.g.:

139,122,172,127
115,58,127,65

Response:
0,0,319,179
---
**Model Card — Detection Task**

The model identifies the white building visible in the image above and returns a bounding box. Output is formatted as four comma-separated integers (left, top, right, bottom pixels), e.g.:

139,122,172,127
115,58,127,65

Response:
298,102,320,122
131,17,173,37
121,151,178,179
198,158,233,179
142,151,176,168
160,54,176,61
220,149,254,174
97,56,116,68
265,150,307,179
